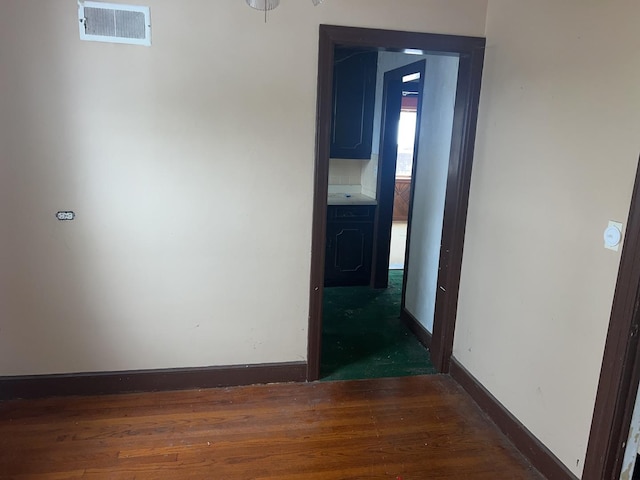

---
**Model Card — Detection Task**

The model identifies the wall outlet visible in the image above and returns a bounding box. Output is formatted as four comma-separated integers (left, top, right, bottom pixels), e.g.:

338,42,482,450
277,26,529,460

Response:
56,211,75,221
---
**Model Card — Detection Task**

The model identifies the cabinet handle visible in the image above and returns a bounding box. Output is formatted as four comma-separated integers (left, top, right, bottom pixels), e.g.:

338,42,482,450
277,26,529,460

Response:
338,211,355,218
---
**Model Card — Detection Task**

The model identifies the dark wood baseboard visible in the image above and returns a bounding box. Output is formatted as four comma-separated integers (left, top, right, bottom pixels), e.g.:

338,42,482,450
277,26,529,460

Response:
450,358,578,480
0,361,307,400
400,308,432,350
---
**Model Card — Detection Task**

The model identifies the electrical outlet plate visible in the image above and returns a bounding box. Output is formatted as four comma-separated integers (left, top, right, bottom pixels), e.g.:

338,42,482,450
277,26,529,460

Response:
56,211,75,221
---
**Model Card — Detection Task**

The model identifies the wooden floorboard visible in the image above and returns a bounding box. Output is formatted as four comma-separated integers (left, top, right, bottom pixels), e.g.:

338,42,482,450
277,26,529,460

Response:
0,375,543,479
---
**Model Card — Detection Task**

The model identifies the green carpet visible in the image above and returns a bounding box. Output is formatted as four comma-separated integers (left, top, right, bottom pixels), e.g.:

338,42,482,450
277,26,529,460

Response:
320,270,437,381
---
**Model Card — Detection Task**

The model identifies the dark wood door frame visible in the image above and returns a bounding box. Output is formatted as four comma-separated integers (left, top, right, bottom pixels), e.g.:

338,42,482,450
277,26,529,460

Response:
429,45,485,373
583,157,640,479
307,25,486,380
371,60,425,290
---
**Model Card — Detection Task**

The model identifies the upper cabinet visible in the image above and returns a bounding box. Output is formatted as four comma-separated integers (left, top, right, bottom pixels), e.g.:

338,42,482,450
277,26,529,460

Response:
330,48,378,159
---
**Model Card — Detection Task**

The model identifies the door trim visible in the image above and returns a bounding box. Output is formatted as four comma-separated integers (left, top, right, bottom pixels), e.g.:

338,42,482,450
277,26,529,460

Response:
583,157,640,479
307,25,486,380
371,60,425,289
429,46,485,372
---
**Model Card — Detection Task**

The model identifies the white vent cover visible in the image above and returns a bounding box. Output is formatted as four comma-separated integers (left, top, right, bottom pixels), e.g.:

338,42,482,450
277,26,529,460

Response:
78,1,151,46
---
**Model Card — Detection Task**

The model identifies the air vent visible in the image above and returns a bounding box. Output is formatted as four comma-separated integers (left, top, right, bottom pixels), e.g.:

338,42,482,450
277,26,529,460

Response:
78,1,151,46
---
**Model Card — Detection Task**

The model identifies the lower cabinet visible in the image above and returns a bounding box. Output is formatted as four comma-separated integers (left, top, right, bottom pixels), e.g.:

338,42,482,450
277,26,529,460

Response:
324,205,375,287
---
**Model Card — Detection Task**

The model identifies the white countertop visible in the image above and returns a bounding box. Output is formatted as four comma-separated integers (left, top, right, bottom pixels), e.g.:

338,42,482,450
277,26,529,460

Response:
327,193,377,206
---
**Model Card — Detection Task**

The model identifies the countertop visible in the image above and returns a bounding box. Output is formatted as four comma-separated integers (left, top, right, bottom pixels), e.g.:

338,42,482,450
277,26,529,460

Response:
328,193,377,206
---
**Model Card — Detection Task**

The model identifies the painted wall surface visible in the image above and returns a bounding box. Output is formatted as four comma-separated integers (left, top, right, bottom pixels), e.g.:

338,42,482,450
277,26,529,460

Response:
361,155,378,200
453,1,640,476
404,55,460,333
0,0,487,376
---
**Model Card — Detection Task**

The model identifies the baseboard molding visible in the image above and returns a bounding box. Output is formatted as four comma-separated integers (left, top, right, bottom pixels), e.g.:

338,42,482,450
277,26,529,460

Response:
400,308,432,349
450,358,578,480
0,361,308,400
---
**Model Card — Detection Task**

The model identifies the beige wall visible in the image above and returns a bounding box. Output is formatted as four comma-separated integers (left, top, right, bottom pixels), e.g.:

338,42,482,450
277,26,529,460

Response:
0,0,487,375
454,1,640,476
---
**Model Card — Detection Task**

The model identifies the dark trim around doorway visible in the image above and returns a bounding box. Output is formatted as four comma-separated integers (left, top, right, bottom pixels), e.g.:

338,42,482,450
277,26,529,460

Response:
371,60,425,289
583,157,640,480
429,43,485,373
306,25,485,381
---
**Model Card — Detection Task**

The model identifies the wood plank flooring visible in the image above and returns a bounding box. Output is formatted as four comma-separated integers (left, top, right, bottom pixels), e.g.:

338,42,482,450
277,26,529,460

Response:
0,375,542,479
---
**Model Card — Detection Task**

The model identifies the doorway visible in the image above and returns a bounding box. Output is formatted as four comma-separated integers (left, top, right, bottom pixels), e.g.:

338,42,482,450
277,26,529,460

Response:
371,59,425,290
371,59,424,288
307,25,485,381
321,59,430,381
388,83,419,271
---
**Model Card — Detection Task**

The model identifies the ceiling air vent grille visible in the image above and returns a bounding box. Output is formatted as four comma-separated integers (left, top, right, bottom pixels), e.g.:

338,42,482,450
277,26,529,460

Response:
78,1,151,46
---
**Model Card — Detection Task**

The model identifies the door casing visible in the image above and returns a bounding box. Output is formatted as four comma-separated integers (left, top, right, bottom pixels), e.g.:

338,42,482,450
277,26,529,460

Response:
371,60,425,290
307,25,486,380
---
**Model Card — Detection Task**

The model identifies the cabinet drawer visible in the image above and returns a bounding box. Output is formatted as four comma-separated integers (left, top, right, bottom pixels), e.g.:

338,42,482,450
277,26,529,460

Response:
328,205,375,222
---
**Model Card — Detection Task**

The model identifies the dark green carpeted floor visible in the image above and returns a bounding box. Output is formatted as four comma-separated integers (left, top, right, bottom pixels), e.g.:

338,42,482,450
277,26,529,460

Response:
320,270,437,381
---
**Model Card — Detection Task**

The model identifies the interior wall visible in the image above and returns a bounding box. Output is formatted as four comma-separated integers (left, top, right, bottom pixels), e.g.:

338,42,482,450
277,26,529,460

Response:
404,55,460,333
453,1,640,476
0,0,488,376
361,155,378,199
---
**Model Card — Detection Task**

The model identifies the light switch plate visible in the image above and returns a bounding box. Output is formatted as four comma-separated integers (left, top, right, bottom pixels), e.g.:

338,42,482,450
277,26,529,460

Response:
604,220,623,251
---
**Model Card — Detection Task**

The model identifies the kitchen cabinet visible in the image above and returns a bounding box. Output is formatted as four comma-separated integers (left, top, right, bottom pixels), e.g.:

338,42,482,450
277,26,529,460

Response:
330,48,378,159
324,205,375,287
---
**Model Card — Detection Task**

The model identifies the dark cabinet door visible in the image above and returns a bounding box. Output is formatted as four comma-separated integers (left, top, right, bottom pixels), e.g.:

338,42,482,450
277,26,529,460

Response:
330,49,378,159
324,210,374,287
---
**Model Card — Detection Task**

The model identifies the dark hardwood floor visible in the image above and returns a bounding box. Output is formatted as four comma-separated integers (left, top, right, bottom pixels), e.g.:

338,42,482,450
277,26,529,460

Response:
0,375,542,479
